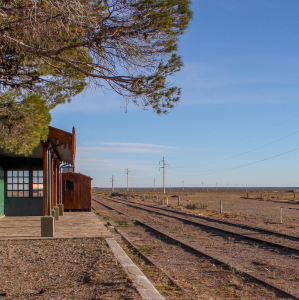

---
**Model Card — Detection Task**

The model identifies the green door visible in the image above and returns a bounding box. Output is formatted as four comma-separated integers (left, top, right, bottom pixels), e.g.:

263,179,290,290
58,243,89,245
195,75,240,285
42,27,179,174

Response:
0,165,4,215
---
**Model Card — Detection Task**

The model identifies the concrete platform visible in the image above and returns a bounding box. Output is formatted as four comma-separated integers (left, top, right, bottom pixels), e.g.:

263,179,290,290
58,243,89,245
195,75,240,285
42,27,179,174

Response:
0,212,112,240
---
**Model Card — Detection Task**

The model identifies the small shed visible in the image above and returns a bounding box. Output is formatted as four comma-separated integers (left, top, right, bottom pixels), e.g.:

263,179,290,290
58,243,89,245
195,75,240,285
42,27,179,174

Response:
62,172,93,211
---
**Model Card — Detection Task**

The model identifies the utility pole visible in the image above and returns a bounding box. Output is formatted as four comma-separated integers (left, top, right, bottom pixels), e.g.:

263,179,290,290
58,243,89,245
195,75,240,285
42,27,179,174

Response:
124,168,130,192
159,157,169,194
154,178,156,191
110,175,116,192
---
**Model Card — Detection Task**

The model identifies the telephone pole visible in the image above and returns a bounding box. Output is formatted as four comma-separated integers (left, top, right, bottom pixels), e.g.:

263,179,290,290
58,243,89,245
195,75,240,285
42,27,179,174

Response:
159,157,169,194
124,168,130,192
110,175,116,192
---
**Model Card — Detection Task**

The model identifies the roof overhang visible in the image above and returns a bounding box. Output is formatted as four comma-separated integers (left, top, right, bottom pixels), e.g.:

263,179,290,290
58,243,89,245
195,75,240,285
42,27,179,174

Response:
0,126,76,165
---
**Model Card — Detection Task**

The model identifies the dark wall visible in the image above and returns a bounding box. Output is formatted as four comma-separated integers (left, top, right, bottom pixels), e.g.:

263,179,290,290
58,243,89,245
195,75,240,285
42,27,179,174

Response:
5,198,43,216
0,157,44,216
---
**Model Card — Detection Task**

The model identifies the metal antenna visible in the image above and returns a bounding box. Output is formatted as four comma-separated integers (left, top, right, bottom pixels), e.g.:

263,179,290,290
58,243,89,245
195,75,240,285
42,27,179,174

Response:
110,175,116,192
159,157,169,194
124,168,131,192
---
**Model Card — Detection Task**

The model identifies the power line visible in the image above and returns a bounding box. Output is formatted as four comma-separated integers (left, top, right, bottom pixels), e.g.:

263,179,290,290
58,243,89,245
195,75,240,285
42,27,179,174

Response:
167,146,299,177
172,129,299,171
185,115,298,156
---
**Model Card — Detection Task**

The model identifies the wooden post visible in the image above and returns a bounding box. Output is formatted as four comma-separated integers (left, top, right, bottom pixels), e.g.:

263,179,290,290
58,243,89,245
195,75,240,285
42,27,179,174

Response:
178,196,180,206
57,163,61,204
167,195,169,205
280,207,283,224
53,159,58,207
50,152,55,211
42,142,49,216
220,200,223,214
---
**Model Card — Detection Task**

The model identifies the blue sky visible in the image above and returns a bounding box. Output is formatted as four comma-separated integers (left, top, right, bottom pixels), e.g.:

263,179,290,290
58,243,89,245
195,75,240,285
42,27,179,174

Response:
51,0,299,189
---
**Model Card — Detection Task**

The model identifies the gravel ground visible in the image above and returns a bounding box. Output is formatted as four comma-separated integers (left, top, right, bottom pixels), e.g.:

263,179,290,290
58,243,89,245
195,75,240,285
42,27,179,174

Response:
93,197,294,300
0,238,142,300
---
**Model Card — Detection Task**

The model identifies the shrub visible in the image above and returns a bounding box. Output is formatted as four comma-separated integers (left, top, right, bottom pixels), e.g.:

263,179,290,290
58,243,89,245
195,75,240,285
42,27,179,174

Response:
185,203,198,210
198,203,208,209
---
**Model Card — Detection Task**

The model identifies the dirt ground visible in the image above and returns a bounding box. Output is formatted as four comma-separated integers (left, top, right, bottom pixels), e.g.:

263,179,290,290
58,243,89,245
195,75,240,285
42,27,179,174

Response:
0,238,141,300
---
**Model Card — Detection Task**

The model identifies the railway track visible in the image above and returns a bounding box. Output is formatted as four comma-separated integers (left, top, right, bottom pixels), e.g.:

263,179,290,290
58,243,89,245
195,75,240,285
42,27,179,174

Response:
93,197,299,299
103,196,299,253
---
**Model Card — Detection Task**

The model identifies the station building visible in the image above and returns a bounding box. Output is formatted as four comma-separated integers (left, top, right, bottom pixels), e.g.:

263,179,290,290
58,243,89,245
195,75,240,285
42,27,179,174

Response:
0,126,77,217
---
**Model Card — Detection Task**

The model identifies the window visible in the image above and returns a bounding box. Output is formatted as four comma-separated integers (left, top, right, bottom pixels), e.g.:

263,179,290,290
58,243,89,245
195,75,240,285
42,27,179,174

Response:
65,180,74,191
7,170,29,197
6,170,44,198
32,170,43,197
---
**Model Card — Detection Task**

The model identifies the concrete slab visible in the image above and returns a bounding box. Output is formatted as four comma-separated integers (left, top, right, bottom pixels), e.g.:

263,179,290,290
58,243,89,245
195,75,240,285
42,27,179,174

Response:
0,212,112,240
106,237,165,300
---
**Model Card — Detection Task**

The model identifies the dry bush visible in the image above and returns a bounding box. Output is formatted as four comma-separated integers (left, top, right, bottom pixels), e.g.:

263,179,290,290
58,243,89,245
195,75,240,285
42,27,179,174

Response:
198,202,208,209
185,203,198,210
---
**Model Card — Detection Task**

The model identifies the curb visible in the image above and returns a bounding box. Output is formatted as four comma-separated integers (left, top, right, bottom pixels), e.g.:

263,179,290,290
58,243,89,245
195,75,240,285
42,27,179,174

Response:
106,237,165,300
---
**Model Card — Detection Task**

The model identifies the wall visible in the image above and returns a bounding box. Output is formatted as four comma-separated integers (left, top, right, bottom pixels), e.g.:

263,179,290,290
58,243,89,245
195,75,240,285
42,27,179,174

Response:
62,172,92,211
0,157,43,216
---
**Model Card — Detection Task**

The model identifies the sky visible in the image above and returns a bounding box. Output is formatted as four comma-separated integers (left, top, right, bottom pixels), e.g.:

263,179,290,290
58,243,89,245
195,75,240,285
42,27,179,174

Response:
51,0,299,189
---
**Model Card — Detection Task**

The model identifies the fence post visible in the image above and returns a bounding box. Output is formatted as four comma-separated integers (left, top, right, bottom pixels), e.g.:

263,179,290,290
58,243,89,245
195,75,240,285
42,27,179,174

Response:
143,194,145,201
280,207,283,224
220,200,223,214
178,196,181,206
167,195,169,205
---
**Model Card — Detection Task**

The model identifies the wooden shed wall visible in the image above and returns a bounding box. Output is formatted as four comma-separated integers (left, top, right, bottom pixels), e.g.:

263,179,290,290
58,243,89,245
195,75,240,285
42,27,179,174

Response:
62,173,92,211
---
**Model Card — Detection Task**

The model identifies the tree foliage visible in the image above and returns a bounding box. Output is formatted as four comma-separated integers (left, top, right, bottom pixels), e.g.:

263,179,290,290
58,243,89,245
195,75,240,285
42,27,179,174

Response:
0,0,192,113
0,92,51,155
0,0,192,154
